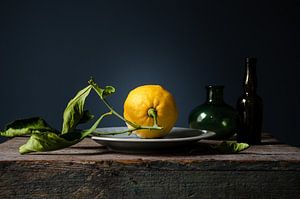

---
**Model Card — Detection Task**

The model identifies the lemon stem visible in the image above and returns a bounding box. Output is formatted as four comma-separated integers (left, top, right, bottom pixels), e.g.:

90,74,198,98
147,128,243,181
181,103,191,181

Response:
102,98,139,128
148,108,158,127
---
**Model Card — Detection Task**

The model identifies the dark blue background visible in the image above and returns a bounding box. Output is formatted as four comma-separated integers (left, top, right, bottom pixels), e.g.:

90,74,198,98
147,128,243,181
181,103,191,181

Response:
0,0,299,146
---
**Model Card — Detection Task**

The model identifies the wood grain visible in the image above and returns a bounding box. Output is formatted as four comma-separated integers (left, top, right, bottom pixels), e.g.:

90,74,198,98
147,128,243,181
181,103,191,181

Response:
0,136,299,198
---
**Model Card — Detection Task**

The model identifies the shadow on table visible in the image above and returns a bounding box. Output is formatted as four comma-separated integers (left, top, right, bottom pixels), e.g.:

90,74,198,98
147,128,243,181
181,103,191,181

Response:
29,145,112,156
27,144,228,156
27,136,282,156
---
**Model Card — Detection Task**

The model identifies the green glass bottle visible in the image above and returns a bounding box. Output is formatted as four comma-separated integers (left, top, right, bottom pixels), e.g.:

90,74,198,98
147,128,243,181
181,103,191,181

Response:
189,86,238,139
237,57,263,144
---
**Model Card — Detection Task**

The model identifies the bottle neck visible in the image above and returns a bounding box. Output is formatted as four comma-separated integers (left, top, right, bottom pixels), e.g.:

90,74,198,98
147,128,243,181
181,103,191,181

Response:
206,86,224,105
243,57,257,95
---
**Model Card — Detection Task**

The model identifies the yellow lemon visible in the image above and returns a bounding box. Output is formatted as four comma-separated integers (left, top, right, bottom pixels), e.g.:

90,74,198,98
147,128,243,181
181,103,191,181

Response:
123,85,178,138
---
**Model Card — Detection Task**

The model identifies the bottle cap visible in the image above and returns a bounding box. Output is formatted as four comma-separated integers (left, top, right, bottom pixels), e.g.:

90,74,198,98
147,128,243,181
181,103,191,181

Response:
245,57,257,64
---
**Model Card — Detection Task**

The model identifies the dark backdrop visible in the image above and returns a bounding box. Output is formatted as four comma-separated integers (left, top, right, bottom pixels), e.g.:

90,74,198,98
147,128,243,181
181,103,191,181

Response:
1,0,299,146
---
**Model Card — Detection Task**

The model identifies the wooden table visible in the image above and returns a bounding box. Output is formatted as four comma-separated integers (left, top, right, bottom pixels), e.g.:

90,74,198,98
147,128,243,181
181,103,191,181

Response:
0,135,299,199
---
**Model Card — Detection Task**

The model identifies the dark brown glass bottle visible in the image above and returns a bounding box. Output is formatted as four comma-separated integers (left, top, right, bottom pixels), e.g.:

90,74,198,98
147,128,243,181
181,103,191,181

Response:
237,57,263,144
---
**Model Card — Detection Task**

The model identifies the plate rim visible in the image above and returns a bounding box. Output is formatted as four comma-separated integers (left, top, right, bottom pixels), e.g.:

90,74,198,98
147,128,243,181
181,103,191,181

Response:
91,127,215,143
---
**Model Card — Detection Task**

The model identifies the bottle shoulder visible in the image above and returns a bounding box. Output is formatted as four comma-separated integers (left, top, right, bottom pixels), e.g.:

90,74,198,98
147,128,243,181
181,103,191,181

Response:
190,102,237,117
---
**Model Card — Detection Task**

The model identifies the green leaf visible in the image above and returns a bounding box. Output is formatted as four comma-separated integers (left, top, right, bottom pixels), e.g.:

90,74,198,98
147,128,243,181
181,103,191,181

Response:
214,141,250,154
62,85,92,134
88,79,115,99
102,86,116,98
0,117,58,137
78,110,94,124
19,132,80,155
80,111,113,138
19,111,112,154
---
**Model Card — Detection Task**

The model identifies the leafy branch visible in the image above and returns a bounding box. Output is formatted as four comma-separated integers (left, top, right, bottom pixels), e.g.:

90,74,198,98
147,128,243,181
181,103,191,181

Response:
0,78,162,154
87,79,162,131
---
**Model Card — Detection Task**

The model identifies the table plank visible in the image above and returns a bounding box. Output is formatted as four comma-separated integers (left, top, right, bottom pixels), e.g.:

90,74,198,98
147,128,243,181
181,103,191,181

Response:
0,136,300,198
1,137,299,166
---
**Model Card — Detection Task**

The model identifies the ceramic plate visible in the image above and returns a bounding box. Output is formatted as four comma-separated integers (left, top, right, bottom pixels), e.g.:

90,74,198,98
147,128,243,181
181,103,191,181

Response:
91,127,215,153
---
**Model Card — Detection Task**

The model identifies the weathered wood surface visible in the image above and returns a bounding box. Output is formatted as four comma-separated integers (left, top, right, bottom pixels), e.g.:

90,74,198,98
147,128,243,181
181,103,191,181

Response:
0,135,299,199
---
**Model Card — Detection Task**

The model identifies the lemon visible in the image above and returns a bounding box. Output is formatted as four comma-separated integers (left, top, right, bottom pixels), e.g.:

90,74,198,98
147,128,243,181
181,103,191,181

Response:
123,85,178,138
